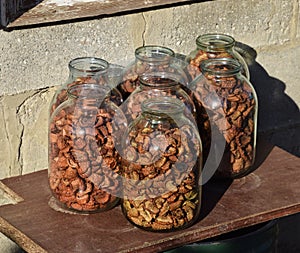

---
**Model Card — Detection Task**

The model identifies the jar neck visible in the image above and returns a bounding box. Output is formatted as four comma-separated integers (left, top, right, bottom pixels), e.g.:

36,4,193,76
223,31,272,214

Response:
67,83,109,105
196,33,235,52
139,74,181,90
68,57,109,80
201,58,242,78
135,45,175,65
142,97,184,119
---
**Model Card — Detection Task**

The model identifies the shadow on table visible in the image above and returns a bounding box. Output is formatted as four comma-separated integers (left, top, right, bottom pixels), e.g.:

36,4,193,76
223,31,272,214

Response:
199,43,300,220
199,178,232,220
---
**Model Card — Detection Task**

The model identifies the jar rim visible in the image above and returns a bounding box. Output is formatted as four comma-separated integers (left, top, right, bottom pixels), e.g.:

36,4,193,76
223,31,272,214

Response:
200,58,242,76
68,57,109,74
135,45,175,63
67,83,110,100
142,96,184,115
196,33,235,51
139,73,181,88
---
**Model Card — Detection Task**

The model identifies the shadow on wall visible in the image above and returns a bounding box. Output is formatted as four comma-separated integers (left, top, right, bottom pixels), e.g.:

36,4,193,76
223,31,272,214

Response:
198,44,300,220
236,42,300,160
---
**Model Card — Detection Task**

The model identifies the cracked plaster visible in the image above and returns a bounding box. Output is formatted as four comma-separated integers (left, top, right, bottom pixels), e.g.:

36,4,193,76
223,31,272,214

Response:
0,88,55,179
0,0,299,249
16,88,55,175
0,0,299,179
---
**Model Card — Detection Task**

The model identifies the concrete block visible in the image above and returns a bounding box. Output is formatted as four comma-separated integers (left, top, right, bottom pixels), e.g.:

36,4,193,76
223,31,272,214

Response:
0,0,299,181
0,0,296,97
0,88,55,179
16,87,55,175
0,94,27,179
256,45,300,106
0,13,144,96
297,0,300,40
143,0,294,55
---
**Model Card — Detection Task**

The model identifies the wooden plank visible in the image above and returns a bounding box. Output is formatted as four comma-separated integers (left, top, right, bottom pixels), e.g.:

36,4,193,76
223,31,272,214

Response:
4,0,195,28
0,144,299,253
0,181,23,205
0,218,47,253
0,0,43,27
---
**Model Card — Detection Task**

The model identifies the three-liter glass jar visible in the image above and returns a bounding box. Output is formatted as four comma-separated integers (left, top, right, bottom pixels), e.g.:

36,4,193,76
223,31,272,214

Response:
121,96,202,231
117,45,188,100
120,72,196,124
50,57,123,115
186,33,250,81
48,84,127,213
188,58,257,179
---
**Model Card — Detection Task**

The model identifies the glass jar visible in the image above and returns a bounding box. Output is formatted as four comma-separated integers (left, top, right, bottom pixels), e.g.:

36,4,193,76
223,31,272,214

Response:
186,33,250,80
121,97,202,232
48,84,127,213
50,57,123,115
116,45,189,100
120,72,196,125
189,58,257,179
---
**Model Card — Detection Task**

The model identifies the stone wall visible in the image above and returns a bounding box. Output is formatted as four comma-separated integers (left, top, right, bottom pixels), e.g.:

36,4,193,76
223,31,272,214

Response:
0,0,299,179
0,3,299,172
0,0,299,251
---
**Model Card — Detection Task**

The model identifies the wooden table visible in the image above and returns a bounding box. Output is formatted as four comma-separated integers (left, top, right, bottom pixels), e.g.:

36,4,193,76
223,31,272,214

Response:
0,139,299,253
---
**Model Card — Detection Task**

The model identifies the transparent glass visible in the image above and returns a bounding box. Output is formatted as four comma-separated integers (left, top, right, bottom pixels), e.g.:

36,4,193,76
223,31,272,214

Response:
50,57,123,115
48,84,126,213
117,45,189,100
189,58,257,179
121,97,202,232
120,73,196,127
186,33,250,80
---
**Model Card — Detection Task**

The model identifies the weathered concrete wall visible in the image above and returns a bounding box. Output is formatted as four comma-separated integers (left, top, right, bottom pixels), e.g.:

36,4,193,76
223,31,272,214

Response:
0,0,299,251
0,0,299,178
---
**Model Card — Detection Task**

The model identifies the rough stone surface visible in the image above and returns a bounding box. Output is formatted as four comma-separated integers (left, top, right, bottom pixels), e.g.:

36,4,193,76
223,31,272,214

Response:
0,88,55,179
256,45,300,105
0,94,26,179
143,0,295,55
0,0,298,181
0,0,299,250
16,88,56,175
0,14,144,96
297,0,300,40
0,0,298,97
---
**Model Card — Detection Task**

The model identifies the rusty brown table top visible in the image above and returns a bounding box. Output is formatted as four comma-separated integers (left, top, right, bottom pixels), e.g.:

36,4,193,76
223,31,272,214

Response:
0,141,299,253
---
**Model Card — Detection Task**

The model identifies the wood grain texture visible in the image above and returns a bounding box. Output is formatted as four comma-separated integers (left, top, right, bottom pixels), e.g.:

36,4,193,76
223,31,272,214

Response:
0,181,24,205
4,0,194,28
0,0,43,27
0,144,299,253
